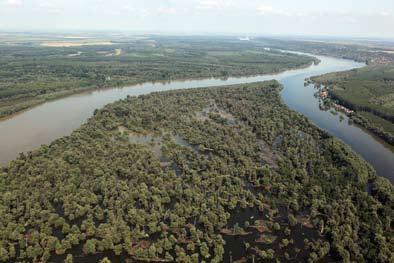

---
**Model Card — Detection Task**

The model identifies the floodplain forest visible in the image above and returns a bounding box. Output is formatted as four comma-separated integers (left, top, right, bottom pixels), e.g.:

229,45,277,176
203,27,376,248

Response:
0,37,317,118
0,82,392,263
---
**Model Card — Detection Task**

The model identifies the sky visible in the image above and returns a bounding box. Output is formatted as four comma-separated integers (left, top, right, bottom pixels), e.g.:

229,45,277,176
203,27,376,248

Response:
0,0,393,38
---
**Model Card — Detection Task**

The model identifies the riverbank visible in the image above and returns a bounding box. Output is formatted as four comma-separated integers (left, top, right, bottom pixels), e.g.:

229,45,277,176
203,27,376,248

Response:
1,53,393,184
1,81,391,263
310,85,394,152
0,39,318,119
0,59,317,120
310,64,394,146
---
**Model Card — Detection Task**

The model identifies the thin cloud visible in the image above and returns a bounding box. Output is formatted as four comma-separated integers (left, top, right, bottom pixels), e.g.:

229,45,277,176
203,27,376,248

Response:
196,0,239,10
257,4,273,14
0,0,393,38
157,7,184,15
4,0,23,6
256,4,306,17
380,11,391,16
197,0,218,9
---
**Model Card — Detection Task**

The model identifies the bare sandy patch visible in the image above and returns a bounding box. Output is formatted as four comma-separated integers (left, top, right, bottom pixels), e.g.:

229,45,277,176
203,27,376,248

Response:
62,36,95,39
41,41,113,47
115,48,122,56
68,51,82,57
104,49,123,57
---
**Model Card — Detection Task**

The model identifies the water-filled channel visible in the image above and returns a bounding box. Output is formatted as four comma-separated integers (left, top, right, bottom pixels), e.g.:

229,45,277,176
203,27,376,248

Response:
1,54,393,182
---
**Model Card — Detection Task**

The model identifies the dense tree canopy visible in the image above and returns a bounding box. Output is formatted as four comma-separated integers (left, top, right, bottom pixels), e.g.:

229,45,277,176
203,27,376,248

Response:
0,81,392,262
0,37,317,118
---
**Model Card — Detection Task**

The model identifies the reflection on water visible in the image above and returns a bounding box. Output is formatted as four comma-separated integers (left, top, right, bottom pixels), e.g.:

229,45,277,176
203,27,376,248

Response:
0,54,393,182
222,205,332,262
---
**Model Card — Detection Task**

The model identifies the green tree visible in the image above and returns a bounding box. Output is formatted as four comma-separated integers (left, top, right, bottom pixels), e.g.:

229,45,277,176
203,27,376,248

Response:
83,239,97,255
148,244,157,258
200,242,210,259
288,214,297,227
0,248,9,262
65,254,73,263
100,257,112,263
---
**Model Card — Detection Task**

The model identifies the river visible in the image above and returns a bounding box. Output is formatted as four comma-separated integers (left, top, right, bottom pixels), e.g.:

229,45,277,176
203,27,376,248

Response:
0,54,393,182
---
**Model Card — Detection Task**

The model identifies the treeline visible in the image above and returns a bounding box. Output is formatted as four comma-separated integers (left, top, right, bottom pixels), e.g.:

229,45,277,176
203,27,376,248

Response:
329,92,394,123
311,64,394,146
0,81,392,262
330,91,394,145
351,114,394,145
0,37,317,118
255,37,394,64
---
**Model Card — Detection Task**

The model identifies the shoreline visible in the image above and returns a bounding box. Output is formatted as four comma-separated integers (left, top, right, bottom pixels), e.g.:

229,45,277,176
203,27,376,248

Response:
309,80,394,148
0,60,317,121
3,53,393,184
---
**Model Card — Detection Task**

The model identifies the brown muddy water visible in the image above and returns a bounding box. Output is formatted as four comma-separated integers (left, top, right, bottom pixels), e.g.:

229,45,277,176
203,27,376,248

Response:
1,53,392,182
1,53,393,262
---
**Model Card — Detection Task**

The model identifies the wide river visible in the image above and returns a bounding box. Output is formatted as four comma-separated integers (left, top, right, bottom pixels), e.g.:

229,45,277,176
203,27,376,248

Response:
0,54,393,182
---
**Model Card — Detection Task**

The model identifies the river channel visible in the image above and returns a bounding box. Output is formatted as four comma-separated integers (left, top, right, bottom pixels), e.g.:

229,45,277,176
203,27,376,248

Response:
1,53,393,182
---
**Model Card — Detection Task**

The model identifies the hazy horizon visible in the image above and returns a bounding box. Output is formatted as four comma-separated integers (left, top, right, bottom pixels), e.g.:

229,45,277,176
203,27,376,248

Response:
2,30,394,42
0,0,393,39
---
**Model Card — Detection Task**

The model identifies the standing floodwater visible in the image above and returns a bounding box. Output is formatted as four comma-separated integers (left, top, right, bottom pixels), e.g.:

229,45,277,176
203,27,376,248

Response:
0,54,393,182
